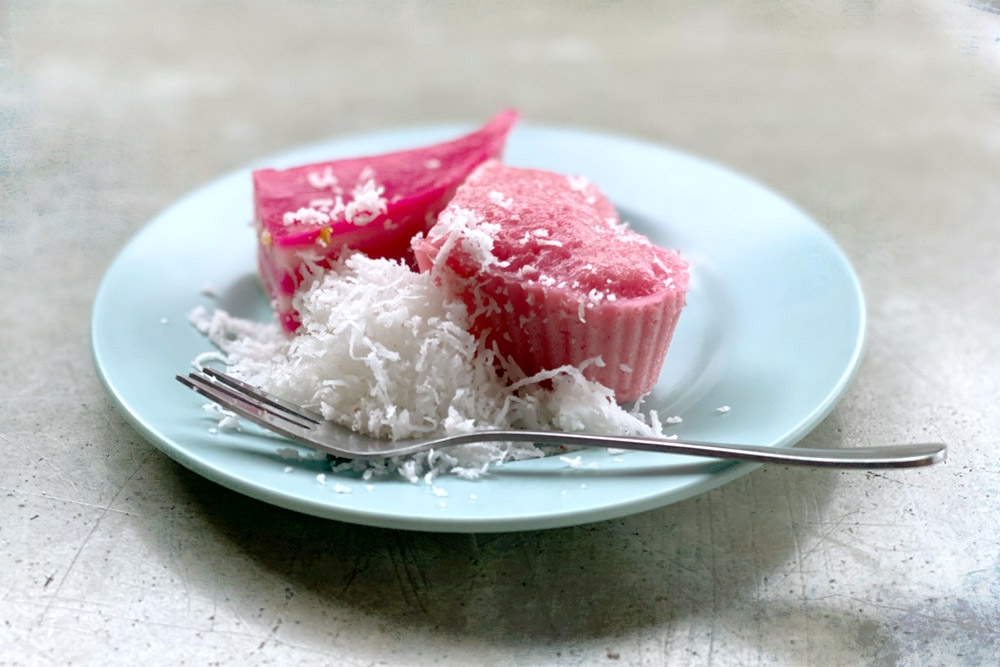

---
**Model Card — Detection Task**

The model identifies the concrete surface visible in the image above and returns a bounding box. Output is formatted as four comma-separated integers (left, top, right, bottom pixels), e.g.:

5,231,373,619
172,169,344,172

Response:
2,1,999,665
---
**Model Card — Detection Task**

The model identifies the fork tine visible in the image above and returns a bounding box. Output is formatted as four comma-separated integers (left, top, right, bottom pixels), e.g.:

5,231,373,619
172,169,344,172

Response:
177,372,318,441
200,367,323,425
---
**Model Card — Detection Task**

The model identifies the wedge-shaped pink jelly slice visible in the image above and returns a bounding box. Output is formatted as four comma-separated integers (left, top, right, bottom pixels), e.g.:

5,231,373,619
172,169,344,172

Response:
253,110,518,331
412,160,689,402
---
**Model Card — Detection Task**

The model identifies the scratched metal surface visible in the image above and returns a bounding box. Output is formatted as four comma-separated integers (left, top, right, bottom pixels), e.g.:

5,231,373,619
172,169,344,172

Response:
2,1,999,665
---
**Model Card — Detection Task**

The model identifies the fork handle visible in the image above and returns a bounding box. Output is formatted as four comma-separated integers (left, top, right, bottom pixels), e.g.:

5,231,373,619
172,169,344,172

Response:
448,432,947,469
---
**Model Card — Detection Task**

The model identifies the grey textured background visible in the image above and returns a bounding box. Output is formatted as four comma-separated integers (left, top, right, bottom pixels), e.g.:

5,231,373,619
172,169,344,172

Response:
2,1,999,665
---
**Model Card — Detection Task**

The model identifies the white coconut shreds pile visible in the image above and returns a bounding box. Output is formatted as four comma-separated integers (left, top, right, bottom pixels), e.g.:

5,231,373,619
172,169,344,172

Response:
189,252,666,483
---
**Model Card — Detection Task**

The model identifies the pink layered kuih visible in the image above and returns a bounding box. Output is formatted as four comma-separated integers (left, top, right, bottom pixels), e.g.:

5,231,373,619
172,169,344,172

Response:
253,110,518,331
413,160,689,402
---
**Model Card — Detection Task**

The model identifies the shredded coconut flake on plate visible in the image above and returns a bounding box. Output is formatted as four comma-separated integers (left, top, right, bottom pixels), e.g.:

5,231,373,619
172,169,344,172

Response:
560,455,584,469
189,252,667,482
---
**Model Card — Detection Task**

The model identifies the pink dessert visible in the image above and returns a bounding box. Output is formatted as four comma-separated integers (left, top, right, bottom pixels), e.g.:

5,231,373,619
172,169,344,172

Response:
412,160,689,401
253,110,518,331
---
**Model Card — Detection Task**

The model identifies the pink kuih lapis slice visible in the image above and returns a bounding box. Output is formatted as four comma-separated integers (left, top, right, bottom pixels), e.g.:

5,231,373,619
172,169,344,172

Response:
413,160,689,402
253,110,517,331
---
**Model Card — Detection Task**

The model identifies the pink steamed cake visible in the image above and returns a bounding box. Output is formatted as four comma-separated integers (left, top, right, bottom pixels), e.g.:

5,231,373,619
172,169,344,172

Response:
412,160,689,402
253,110,517,331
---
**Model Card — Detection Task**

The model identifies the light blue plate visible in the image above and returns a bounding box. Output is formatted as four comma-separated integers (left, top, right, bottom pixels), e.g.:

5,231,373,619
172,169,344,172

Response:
91,121,865,532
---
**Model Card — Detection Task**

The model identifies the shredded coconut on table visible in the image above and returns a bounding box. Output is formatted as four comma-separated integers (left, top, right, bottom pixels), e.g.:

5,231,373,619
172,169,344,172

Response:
189,252,665,483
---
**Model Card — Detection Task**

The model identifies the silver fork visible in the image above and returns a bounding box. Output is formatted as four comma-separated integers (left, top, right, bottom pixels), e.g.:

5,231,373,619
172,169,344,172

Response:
176,369,946,468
